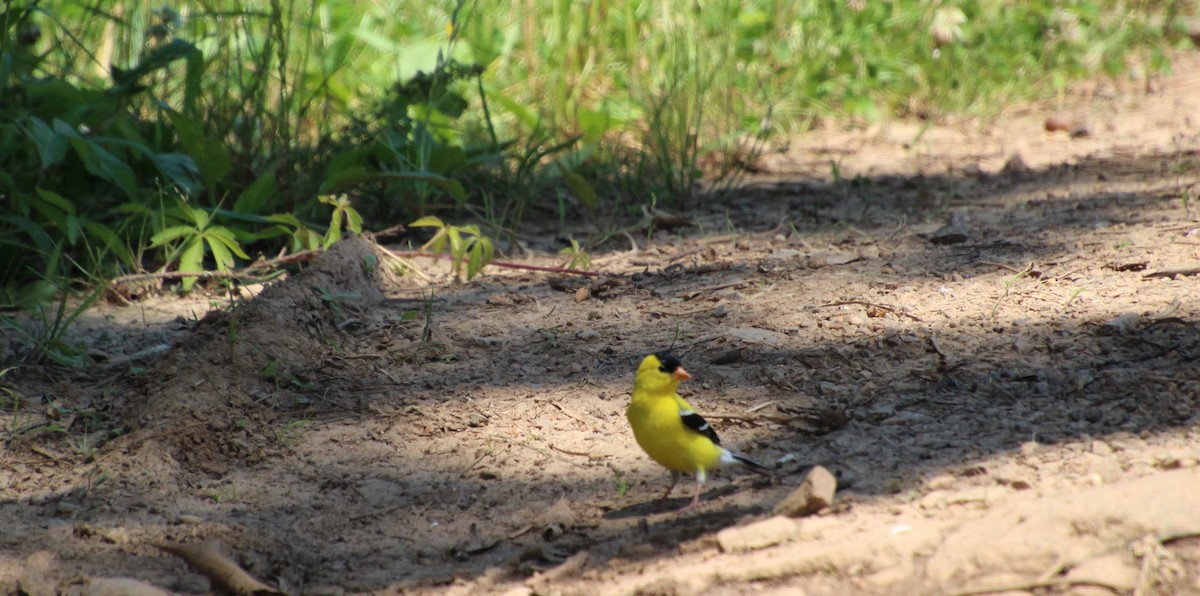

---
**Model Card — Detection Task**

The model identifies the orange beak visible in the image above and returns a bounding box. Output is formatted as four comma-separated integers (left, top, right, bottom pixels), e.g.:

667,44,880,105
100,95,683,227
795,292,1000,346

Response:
672,367,692,382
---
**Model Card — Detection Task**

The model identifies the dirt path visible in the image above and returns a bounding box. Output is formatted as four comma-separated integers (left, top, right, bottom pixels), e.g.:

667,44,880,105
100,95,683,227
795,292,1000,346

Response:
3,55,1200,595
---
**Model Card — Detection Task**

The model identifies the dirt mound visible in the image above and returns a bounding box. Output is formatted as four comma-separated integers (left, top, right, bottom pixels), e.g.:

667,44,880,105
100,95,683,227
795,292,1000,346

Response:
121,235,388,475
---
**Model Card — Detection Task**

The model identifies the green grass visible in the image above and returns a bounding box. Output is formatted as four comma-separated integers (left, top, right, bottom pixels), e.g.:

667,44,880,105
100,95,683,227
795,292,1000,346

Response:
33,1,1186,206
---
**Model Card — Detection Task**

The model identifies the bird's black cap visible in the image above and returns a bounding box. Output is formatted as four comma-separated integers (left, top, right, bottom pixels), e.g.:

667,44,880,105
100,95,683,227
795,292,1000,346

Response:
655,352,682,374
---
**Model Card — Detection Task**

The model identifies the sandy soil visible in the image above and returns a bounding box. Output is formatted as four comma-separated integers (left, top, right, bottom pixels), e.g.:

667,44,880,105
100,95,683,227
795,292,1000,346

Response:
3,54,1200,595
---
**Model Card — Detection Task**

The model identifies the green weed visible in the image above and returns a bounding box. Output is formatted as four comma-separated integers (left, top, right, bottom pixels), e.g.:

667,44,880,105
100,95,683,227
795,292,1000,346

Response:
612,468,631,497
0,284,104,366
557,238,591,271
316,286,360,323
276,419,311,447
150,198,250,293
410,215,495,281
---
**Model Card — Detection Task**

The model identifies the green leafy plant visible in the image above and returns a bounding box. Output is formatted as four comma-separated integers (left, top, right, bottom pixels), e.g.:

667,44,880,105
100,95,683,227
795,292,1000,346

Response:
150,199,250,293
319,194,364,248
410,215,494,281
558,238,591,271
317,286,360,323
260,360,315,393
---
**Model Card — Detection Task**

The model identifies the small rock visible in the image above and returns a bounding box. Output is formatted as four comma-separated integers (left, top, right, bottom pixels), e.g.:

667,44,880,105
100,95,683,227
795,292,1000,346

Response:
537,497,576,535
575,329,600,341
574,287,590,302
100,527,130,545
1099,312,1141,335
930,213,970,245
716,516,799,552
773,465,838,517
927,474,956,491
1019,441,1041,456
587,310,602,320
175,514,203,525
486,293,515,306
1045,114,1072,132
1090,440,1113,456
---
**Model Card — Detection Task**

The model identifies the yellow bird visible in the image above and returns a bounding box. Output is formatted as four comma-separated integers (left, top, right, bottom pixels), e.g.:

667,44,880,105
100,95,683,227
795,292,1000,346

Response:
626,352,771,512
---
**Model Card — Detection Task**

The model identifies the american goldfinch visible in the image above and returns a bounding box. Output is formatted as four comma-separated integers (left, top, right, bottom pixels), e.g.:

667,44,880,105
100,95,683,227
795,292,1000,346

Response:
626,352,771,512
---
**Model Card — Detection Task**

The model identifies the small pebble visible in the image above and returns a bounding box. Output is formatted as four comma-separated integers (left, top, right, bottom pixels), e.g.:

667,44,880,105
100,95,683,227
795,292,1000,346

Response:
773,465,837,517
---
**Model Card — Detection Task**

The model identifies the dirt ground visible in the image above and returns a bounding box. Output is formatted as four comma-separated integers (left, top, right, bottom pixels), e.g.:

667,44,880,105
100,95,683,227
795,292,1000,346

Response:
3,53,1200,596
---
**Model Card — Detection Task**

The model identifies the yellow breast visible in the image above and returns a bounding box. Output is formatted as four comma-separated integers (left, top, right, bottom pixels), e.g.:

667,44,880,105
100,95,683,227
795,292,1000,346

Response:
627,392,724,474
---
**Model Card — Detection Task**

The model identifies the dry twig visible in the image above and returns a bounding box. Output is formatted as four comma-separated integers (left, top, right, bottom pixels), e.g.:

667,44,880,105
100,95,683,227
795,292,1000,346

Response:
820,300,924,322
385,248,599,277
1143,266,1200,280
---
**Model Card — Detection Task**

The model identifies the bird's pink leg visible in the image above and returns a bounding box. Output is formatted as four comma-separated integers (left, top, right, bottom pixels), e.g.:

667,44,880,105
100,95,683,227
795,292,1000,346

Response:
675,471,707,514
659,471,681,502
